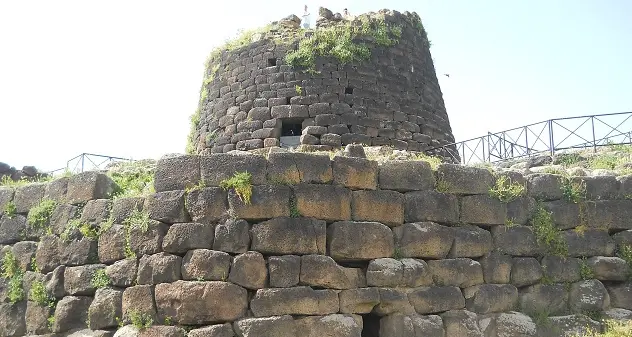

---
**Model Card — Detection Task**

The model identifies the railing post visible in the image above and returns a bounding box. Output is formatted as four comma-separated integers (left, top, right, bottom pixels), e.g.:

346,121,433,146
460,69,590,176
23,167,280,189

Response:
591,117,597,153
81,154,85,173
548,120,554,157
525,126,529,156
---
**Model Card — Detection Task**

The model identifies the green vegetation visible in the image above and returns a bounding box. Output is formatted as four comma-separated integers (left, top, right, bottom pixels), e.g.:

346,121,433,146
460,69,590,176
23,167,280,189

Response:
489,175,526,203
574,320,632,337
91,269,111,289
289,196,300,218
129,310,154,330
579,258,595,280
295,85,303,96
122,209,151,259
561,178,586,204
617,244,632,279
529,309,551,327
1,250,24,303
61,219,100,241
392,247,404,260
108,161,155,199
220,172,253,204
27,198,57,232
435,176,450,193
185,179,207,193
530,206,568,257
3,201,16,218
285,16,402,71
47,315,56,330
29,280,55,308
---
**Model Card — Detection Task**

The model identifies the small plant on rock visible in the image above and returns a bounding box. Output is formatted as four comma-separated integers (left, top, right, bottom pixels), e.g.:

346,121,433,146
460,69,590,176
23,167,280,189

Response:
561,178,586,204
579,258,595,280
489,175,526,203
1,250,24,303
27,198,57,232
129,310,154,330
29,280,55,308
617,244,632,280
91,269,112,289
289,196,300,218
220,172,253,204
295,85,303,96
530,206,568,257
3,201,16,218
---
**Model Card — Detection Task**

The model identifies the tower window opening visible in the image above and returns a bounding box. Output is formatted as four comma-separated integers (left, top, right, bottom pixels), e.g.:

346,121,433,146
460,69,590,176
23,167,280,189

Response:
268,58,278,66
361,313,380,337
345,87,354,94
281,119,303,136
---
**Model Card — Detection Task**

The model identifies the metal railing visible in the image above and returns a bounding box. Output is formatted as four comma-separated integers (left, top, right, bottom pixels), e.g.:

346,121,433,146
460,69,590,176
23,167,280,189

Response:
428,112,632,165
48,153,133,175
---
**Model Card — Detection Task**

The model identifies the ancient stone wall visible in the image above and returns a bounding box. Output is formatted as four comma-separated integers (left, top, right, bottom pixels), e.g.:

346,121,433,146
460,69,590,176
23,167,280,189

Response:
1,150,632,336
190,8,459,161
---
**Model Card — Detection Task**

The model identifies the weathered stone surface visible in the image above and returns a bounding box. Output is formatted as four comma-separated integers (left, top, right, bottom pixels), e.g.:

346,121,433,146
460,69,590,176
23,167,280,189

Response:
506,196,535,226
541,256,581,283
366,258,432,287
294,184,351,221
59,235,99,267
511,257,542,287
50,203,79,235
251,217,326,255
64,264,106,296
519,284,568,316
464,284,518,314
145,191,190,224
267,151,332,184
544,315,602,337
0,214,26,244
67,172,116,204
155,281,248,324
200,153,267,186
25,300,52,335
162,222,214,254
106,259,137,288
440,310,483,337
137,253,182,285
594,200,632,230
122,285,157,323
234,316,296,337
127,220,169,257
379,314,444,337
114,325,140,337
228,185,290,220
563,229,615,257
269,255,300,288
437,164,494,195
449,225,493,258
154,155,200,192
332,156,378,190
294,314,362,337
328,221,394,260
351,190,404,226
185,187,228,224
52,296,92,333
339,288,380,314
89,287,123,330
0,302,26,337
44,265,65,299
250,287,339,316
568,280,610,313
213,218,250,254
379,160,435,192
139,326,187,337
11,241,37,271
80,199,112,225
300,254,365,289
373,288,416,315
110,197,144,225
14,183,45,213
0,187,14,214
427,258,484,288
182,249,231,281
228,251,267,289
394,222,454,259
188,323,235,337
606,283,632,310
44,177,69,202
98,224,127,264
404,191,459,224
543,200,581,230
460,195,506,225
613,229,632,248
491,225,541,256
408,287,465,314
478,312,538,337
526,174,563,201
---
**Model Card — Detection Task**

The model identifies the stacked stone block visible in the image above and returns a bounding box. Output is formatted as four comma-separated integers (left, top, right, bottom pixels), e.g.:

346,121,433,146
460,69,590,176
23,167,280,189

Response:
1,151,632,336
192,9,459,161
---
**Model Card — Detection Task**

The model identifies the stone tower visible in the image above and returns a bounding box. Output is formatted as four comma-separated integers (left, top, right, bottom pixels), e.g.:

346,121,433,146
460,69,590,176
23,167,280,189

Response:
188,7,459,161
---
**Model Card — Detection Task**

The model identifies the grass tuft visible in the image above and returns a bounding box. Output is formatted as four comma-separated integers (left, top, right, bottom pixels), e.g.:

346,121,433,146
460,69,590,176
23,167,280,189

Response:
27,199,57,233
29,280,56,307
1,250,24,303
108,161,155,199
91,269,111,289
129,310,154,330
530,205,568,257
579,258,595,280
561,178,586,203
3,201,16,218
489,175,526,203
220,172,253,205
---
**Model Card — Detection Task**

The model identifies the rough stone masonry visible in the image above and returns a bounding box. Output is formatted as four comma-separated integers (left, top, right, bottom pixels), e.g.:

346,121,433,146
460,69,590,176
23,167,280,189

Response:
1,147,632,336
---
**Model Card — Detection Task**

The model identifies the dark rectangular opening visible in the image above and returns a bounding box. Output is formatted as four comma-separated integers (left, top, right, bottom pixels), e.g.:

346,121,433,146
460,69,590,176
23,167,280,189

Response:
361,313,380,337
267,58,277,66
286,97,291,105
345,87,354,94
281,119,303,136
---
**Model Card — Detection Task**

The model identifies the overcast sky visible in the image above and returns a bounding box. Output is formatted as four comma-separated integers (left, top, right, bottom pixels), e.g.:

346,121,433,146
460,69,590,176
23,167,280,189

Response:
1,0,630,171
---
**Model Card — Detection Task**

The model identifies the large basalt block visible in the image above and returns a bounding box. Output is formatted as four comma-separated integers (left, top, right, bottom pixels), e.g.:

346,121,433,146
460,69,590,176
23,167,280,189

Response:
606,283,632,310
25,300,52,335
460,195,506,225
188,323,235,337
404,191,459,224
374,288,416,315
542,200,581,230
11,241,37,271
13,183,45,213
155,281,248,325
378,160,435,192
228,185,290,220
88,288,123,330
67,172,116,204
408,286,465,314
59,235,99,267
568,280,610,313
0,214,26,245
106,259,137,288
519,284,569,316
300,255,365,289
127,220,168,257
213,219,250,254
294,314,362,337
366,258,432,288
64,264,106,296
379,314,444,337
526,174,563,201
491,225,542,256
80,199,112,225
98,224,127,264
52,296,92,333
49,203,79,236
441,310,483,337
234,315,296,337
162,223,214,254
573,176,620,200
182,249,231,281
394,222,454,259
154,155,201,192
294,184,351,221
339,288,380,314
200,154,267,186
506,196,536,225
122,285,157,323
541,256,581,283
268,255,300,288
228,251,267,290
185,187,228,224
137,252,182,285
436,164,494,195
267,151,332,184
332,156,378,190
563,229,615,257
110,197,143,224
448,225,493,258
427,258,484,288
145,191,190,224
0,187,14,214
328,221,394,260
351,190,404,226
511,257,542,287
478,312,538,337
0,302,26,337
250,217,326,255
480,253,513,285
44,177,69,203
139,326,187,337
542,315,602,337
250,287,339,317
464,284,518,314
593,200,632,230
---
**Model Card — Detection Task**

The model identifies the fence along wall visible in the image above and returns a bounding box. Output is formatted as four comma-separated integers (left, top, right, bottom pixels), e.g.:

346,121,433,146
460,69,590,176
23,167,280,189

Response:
1,150,632,337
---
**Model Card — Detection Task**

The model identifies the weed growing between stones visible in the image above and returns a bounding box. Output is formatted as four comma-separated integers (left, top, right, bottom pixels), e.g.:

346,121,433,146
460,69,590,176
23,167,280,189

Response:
574,224,588,237
579,258,595,280
185,179,207,194
220,172,253,205
1,250,24,303
3,201,16,218
392,247,403,260
61,219,100,241
29,280,55,308
617,244,632,280
122,209,151,259
529,309,551,328
27,198,57,233
108,161,155,199
489,175,526,203
164,316,173,326
530,206,568,257
295,85,303,96
289,196,300,218
577,320,632,337
543,167,567,175
47,315,56,330
91,269,112,289
129,310,154,330
561,178,586,204
435,176,450,193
